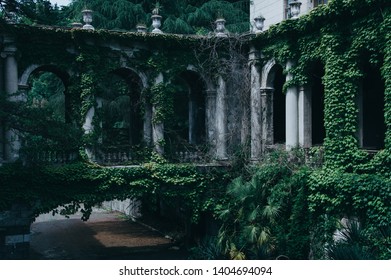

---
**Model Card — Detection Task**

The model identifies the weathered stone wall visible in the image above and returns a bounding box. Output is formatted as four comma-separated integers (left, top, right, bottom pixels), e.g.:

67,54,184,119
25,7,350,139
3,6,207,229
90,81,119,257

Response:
101,199,141,218
0,203,33,259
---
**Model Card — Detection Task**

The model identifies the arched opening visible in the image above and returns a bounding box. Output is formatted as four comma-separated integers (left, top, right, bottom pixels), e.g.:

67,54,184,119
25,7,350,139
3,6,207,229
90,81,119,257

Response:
267,64,286,144
21,66,75,163
165,71,206,159
360,63,385,150
310,63,325,145
26,66,69,122
100,68,144,150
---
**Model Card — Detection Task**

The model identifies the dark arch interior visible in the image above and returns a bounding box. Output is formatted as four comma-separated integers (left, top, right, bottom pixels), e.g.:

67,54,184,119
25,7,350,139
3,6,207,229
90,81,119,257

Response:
269,64,286,144
180,71,206,145
362,63,385,150
31,65,70,86
101,68,144,147
28,67,68,122
167,71,206,151
310,63,326,145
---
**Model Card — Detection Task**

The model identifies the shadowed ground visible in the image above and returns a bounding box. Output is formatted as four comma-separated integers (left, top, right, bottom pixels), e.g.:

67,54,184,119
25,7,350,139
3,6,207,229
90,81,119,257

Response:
30,210,188,260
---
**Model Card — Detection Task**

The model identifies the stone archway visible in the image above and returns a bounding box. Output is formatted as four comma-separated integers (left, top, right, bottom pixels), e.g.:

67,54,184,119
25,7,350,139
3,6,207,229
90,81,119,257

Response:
309,62,326,146
358,62,385,150
266,63,286,145
165,70,207,161
258,60,286,149
99,67,145,153
19,64,70,122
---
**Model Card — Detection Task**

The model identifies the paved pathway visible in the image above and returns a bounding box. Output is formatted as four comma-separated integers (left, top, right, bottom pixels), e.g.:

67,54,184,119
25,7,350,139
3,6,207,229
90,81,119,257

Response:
30,210,187,260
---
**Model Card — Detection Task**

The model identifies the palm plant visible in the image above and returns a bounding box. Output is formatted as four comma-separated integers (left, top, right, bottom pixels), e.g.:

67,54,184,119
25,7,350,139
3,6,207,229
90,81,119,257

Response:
327,221,391,260
218,162,291,259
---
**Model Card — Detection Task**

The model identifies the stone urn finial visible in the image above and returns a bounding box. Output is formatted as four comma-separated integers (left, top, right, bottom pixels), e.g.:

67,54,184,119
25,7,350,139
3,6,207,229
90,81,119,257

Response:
136,23,147,33
253,15,265,33
82,9,95,30
289,0,302,19
151,3,163,34
215,18,227,37
71,22,83,29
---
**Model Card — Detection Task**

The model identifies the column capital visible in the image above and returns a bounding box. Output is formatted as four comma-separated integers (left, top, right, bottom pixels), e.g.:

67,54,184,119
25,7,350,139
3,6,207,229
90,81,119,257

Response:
260,87,274,96
1,48,17,58
248,47,261,62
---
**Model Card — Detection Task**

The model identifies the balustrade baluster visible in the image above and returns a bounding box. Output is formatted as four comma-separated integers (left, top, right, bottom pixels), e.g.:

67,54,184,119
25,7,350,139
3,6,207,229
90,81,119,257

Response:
108,153,112,163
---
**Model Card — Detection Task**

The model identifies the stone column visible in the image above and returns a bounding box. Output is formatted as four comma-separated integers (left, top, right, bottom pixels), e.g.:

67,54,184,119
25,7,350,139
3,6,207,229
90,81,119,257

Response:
96,97,103,145
143,102,153,146
216,76,227,160
2,39,20,161
82,100,96,161
249,47,262,161
205,89,217,153
261,87,274,150
298,86,312,148
152,73,165,155
188,92,196,145
285,60,299,150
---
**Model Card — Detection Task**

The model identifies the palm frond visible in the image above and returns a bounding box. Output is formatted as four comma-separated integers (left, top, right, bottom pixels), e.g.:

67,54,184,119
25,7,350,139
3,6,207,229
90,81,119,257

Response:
262,204,280,220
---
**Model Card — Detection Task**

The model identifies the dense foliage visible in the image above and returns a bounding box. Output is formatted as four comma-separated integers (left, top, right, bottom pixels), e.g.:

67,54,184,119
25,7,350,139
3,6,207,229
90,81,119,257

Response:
1,0,250,34
0,0,68,25
65,0,250,34
0,0,390,260
0,160,231,223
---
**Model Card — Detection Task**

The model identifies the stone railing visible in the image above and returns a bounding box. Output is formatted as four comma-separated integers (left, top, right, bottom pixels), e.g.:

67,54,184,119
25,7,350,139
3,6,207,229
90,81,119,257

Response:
94,149,207,165
24,148,208,165
174,151,205,163
92,150,134,166
25,150,78,164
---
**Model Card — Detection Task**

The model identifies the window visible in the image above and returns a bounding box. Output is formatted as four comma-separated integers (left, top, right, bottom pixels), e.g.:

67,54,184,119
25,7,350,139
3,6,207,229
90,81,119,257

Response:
314,0,328,8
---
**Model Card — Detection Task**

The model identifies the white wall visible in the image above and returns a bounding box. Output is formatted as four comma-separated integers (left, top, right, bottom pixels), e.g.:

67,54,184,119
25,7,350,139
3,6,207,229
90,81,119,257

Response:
250,0,315,31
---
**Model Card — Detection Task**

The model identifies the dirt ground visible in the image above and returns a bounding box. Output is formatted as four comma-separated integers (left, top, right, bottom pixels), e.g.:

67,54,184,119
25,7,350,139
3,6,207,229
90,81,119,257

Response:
29,209,188,260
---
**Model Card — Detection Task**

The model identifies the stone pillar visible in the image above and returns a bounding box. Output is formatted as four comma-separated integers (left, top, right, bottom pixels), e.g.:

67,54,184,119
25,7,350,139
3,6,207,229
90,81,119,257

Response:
82,96,103,161
285,60,298,150
189,92,196,145
216,76,227,160
298,86,312,148
206,89,217,153
2,39,20,161
82,104,96,160
96,97,103,145
261,87,274,150
143,102,153,146
250,47,262,161
152,73,165,155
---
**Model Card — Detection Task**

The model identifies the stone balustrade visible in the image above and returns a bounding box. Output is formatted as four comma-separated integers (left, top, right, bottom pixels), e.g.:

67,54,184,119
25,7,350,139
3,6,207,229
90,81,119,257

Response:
93,150,133,165
25,150,78,164
174,151,205,163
